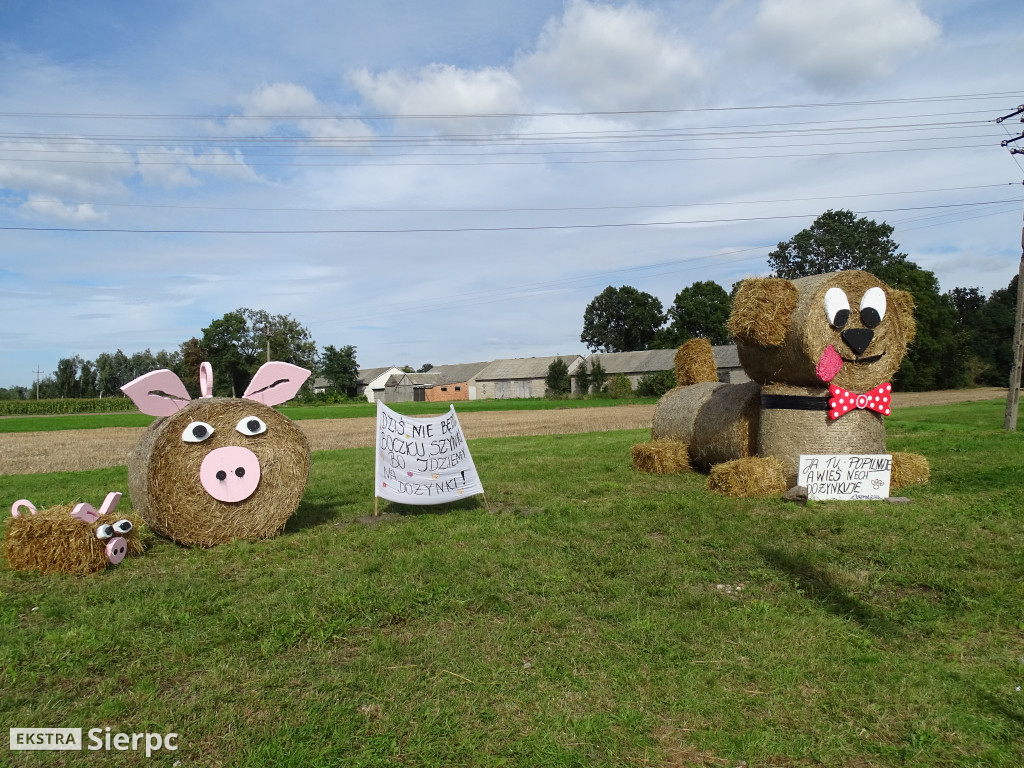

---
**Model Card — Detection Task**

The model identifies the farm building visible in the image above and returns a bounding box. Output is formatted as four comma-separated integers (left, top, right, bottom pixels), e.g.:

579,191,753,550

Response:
378,362,490,403
581,345,747,391
472,356,584,400
310,366,404,401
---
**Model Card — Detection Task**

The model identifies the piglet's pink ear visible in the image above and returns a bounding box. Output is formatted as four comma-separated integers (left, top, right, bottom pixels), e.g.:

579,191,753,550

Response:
71,503,99,523
243,362,310,406
98,492,122,517
121,369,192,417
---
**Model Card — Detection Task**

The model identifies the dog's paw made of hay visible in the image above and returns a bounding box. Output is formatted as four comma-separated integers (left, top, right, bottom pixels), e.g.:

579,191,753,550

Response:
707,456,788,497
632,440,692,474
890,451,929,489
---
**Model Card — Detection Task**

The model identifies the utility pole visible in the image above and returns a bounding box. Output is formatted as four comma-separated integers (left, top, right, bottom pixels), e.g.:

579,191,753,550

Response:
997,104,1024,430
1005,206,1024,430
34,365,42,400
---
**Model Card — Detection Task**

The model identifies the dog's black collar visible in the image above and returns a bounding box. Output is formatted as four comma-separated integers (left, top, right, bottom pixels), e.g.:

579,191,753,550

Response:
760,393,829,411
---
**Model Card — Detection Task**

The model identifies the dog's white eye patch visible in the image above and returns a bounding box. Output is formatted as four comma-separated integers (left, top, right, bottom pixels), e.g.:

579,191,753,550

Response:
824,287,850,328
859,287,886,328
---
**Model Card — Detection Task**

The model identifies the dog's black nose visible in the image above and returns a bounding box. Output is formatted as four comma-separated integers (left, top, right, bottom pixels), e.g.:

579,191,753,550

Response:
841,328,874,356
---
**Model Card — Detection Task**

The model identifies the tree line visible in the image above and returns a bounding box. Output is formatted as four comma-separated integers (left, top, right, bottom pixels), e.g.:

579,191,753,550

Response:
2,308,360,401
579,210,1021,393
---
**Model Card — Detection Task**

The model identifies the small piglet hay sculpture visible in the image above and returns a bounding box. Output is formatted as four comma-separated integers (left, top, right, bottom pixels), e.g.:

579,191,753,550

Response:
4,492,143,575
122,361,311,547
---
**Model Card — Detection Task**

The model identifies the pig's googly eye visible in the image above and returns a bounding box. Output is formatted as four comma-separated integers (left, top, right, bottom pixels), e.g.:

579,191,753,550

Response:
236,416,267,436
824,287,851,328
182,421,215,443
859,286,887,328
96,524,114,540
112,519,133,534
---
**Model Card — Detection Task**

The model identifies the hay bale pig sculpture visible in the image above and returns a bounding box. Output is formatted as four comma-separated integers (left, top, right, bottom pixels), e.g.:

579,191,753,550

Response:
4,492,143,575
636,270,930,496
121,361,311,547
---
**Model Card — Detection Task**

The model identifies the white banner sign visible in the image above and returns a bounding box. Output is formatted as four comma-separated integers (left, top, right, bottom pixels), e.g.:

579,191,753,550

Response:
375,402,485,505
798,454,892,500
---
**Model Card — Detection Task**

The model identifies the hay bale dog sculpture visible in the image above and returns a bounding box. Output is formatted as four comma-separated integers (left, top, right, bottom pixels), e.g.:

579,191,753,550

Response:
4,492,143,575
639,270,930,496
121,361,311,547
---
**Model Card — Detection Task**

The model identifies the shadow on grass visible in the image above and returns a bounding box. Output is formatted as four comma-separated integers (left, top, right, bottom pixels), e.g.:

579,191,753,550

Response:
759,546,902,638
286,495,486,533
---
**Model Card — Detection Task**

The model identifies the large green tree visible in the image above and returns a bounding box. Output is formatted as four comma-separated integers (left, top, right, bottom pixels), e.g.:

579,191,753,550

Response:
665,280,732,346
201,309,317,396
321,344,359,395
581,286,665,352
950,275,1020,386
768,210,969,391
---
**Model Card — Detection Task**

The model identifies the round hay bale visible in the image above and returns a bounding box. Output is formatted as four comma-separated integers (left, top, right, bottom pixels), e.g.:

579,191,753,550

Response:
674,338,718,386
890,451,930,489
632,439,691,474
128,397,310,547
757,383,886,486
707,456,788,497
735,271,915,393
653,381,760,471
3,505,144,576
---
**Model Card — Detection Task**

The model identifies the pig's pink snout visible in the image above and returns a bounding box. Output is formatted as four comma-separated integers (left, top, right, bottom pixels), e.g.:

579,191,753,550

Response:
199,446,262,502
105,537,128,565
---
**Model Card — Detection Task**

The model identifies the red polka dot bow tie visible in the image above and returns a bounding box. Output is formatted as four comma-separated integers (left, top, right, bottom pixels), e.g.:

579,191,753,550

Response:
828,383,893,420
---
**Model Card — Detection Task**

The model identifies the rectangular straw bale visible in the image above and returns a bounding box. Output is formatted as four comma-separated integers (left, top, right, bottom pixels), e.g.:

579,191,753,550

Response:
707,456,788,497
632,440,691,474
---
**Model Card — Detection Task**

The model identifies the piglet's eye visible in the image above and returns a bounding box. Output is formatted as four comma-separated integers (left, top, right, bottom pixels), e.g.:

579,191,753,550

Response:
112,519,133,534
824,287,851,329
859,286,887,328
182,421,215,443
236,416,267,436
96,524,114,540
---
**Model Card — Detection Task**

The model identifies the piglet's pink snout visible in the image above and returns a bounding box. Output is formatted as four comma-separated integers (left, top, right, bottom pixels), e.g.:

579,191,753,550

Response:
105,537,128,565
199,446,262,502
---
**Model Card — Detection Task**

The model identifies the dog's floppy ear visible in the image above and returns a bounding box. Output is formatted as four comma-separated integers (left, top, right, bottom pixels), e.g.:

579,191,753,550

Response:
890,289,916,344
727,277,798,347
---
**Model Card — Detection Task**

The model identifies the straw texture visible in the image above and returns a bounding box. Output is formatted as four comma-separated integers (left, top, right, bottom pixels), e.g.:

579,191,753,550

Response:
3,505,144,575
707,456,788,497
632,439,691,474
674,338,718,386
128,398,310,547
890,451,930,489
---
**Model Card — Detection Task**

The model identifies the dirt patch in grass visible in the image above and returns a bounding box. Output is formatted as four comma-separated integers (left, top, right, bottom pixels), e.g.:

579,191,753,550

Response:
0,389,1007,476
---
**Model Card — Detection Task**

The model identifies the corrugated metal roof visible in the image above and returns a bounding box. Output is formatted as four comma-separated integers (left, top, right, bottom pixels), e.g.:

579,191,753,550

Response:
358,366,403,385
473,355,583,381
582,345,741,373
426,361,490,384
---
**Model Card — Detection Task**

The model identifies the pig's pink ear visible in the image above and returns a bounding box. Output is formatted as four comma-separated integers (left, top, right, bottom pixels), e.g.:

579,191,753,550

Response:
71,503,100,523
243,362,310,406
121,370,192,417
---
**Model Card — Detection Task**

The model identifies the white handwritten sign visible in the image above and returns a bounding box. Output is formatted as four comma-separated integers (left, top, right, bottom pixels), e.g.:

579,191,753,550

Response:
375,401,485,505
798,454,892,500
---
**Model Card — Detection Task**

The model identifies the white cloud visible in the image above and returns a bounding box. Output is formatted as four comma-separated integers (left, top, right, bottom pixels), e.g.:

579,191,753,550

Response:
348,64,527,134
241,82,321,116
515,0,703,111
749,0,941,90
18,196,108,224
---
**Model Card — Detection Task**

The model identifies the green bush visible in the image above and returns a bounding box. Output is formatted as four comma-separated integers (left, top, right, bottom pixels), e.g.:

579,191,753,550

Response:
635,369,676,397
607,373,634,399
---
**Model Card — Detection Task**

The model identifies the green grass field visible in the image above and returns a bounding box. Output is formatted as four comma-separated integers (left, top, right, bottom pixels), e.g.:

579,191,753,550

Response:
0,396,658,434
1,400,1022,766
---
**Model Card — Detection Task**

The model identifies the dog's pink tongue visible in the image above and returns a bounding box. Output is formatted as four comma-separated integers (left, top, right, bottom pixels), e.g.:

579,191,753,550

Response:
816,344,843,383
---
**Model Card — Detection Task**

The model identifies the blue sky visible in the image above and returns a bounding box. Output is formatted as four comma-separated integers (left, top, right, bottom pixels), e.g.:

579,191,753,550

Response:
1,0,1022,385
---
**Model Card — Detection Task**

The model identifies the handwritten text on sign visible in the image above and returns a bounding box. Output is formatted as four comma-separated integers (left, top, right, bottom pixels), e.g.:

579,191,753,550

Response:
798,454,892,500
375,401,485,505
